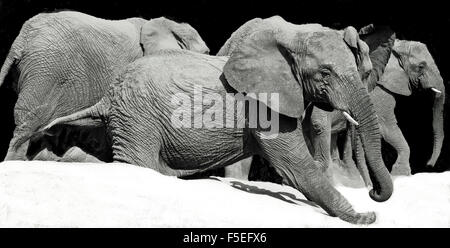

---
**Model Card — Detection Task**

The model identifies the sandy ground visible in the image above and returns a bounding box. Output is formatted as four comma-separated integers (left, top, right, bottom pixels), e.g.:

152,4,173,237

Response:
0,160,449,227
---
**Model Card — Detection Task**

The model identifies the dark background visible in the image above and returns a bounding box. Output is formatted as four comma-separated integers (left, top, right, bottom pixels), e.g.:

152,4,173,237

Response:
0,0,449,173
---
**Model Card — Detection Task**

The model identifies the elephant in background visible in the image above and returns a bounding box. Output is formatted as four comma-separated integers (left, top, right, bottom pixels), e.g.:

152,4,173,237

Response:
308,36,445,182
342,39,445,176
40,16,393,224
305,25,396,181
0,10,209,161
235,26,445,183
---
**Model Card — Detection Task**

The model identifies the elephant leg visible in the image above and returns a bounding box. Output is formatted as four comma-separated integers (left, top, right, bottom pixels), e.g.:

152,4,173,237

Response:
255,121,375,224
4,125,31,161
309,108,332,171
351,130,371,187
59,146,104,163
224,157,252,180
330,133,342,165
328,130,367,188
372,88,411,176
381,123,411,176
4,140,30,161
342,130,356,168
32,148,63,161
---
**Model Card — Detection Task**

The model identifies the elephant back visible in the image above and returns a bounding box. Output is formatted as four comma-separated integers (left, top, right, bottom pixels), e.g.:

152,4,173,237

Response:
15,11,145,125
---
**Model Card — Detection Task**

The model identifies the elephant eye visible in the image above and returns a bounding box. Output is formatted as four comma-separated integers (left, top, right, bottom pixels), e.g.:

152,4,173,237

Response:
320,68,332,78
417,62,427,71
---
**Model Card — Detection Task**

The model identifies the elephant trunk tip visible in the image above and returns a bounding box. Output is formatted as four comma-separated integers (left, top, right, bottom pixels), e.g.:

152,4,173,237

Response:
369,180,393,202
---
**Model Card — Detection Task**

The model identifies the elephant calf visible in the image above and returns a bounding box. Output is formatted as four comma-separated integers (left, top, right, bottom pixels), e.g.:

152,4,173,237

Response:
0,11,209,161
41,17,393,224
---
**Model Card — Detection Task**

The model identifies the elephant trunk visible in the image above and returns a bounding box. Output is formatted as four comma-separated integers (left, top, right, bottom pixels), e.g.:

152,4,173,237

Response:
427,82,445,167
348,87,393,202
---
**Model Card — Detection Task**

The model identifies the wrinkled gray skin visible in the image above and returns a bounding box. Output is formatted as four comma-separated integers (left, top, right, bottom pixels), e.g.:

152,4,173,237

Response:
41,16,393,225
220,20,373,180
311,39,445,181
304,25,396,184
0,11,209,161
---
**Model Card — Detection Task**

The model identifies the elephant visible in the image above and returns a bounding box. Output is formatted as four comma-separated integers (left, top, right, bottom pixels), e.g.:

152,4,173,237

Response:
218,19,373,180
40,16,393,224
308,37,445,180
0,10,209,161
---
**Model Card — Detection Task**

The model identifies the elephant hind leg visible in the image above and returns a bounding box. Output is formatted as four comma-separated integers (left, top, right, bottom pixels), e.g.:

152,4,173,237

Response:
4,139,30,161
3,124,32,161
224,157,252,180
5,101,58,161
59,146,104,163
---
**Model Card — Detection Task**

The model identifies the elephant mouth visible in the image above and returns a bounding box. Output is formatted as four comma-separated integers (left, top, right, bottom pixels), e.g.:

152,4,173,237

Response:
314,102,359,125
313,102,334,112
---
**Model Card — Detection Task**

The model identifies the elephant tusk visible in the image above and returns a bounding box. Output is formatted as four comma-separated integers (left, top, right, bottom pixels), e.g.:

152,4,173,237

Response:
342,111,359,126
431,88,442,94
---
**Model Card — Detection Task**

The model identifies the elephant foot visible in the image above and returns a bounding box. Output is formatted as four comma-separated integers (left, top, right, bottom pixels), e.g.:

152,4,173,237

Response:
332,158,344,167
325,159,366,188
355,211,376,225
340,211,376,225
4,148,29,161
391,163,411,176
59,147,102,163
32,148,62,161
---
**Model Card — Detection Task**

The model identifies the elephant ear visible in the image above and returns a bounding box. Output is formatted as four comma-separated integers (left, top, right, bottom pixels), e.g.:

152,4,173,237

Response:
378,52,412,96
223,29,303,118
359,24,396,52
359,24,375,36
343,26,372,76
140,17,210,55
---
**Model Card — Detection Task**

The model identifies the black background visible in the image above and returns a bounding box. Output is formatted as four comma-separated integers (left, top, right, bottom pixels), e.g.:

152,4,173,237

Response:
0,0,449,173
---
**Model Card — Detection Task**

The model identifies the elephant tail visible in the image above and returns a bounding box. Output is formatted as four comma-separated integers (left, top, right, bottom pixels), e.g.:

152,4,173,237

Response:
38,98,110,135
0,26,26,89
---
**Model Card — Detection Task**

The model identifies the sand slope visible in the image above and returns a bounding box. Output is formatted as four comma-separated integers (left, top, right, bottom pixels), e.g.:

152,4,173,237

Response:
0,161,448,227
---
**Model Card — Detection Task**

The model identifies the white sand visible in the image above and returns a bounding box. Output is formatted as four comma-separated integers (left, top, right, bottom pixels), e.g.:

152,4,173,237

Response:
0,161,448,227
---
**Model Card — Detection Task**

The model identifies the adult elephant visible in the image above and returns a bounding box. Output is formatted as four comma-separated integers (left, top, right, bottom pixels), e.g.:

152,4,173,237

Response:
305,25,396,180
0,10,209,161
217,19,373,180
41,16,393,224
309,38,445,180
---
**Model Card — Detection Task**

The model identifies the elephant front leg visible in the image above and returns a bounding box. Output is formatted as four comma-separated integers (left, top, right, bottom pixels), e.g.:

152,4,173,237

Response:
381,124,411,176
342,130,355,167
330,134,342,165
309,108,332,171
254,121,375,225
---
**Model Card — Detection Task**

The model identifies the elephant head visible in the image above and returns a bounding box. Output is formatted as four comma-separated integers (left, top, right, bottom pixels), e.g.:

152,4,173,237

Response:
378,40,445,167
223,16,393,202
140,17,210,55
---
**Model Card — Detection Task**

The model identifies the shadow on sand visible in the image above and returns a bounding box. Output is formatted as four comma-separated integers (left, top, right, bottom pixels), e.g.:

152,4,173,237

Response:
209,177,318,208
